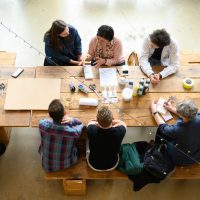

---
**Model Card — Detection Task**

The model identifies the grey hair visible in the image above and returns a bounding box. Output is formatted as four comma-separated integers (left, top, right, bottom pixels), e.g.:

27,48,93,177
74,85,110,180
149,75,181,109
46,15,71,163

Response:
176,100,198,120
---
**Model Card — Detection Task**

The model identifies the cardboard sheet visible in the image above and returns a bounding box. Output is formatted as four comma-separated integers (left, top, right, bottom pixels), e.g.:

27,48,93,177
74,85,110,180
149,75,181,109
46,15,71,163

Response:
4,78,60,110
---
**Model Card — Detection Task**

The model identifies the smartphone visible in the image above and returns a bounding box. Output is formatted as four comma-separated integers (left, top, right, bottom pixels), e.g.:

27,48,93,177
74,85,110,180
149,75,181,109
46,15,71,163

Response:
11,68,24,78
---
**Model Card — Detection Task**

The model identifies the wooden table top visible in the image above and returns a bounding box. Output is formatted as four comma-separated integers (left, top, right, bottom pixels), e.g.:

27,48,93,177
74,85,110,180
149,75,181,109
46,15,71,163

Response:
0,52,16,67
32,65,200,127
0,67,36,127
1,65,200,127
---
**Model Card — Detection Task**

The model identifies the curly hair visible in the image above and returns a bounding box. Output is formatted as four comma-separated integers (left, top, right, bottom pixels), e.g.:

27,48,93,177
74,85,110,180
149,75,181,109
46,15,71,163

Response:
149,29,170,48
97,106,113,128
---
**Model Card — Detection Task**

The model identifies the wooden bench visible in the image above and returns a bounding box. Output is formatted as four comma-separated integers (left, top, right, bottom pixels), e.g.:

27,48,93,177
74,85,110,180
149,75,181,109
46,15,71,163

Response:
45,154,200,195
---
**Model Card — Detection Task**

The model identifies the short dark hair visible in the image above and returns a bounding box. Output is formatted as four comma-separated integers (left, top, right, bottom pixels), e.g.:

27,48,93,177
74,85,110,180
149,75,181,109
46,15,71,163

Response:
149,29,171,48
97,25,114,41
48,99,64,123
97,106,113,128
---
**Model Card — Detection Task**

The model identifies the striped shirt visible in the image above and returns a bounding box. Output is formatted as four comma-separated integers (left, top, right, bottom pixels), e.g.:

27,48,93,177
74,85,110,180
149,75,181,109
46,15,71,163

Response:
88,36,125,66
39,118,83,172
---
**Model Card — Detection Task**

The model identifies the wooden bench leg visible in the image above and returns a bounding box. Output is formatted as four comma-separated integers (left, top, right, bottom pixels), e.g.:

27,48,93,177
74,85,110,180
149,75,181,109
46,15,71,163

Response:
63,179,86,195
0,127,11,145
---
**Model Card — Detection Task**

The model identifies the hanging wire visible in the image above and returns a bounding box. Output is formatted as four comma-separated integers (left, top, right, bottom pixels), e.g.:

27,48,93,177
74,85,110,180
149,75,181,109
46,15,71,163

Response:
1,21,199,165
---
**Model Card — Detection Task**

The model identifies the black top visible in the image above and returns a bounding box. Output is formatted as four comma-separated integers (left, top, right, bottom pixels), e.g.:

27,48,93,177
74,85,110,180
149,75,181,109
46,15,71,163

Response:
87,125,126,170
151,47,163,61
158,113,200,165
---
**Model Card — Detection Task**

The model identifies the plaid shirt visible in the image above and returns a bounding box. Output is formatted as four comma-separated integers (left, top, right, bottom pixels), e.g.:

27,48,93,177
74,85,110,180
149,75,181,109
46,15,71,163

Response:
39,118,83,172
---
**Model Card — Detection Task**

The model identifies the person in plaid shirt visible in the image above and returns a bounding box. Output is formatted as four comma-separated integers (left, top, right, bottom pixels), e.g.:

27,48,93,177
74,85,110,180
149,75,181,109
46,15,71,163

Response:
39,99,83,172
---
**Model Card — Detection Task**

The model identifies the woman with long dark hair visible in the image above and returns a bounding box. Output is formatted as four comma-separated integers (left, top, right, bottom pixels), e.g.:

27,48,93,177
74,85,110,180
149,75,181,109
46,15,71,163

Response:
44,20,83,66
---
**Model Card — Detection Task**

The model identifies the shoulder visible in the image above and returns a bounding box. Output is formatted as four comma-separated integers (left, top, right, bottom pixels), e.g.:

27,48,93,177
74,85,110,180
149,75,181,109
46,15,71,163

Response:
113,37,122,43
89,37,97,44
169,36,179,48
87,124,97,131
194,113,200,121
39,119,52,128
158,123,177,133
113,125,126,135
44,33,51,44
68,25,79,34
141,36,150,48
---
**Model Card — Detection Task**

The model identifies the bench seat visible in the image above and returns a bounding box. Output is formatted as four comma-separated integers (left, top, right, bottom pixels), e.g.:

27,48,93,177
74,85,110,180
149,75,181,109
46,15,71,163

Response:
45,155,200,195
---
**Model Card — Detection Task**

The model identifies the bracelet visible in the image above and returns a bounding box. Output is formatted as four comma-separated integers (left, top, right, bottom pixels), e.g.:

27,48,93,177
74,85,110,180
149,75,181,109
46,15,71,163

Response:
152,111,159,116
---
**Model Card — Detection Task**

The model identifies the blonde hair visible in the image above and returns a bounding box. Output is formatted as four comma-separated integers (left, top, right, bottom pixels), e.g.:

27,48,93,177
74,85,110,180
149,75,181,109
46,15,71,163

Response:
97,106,113,128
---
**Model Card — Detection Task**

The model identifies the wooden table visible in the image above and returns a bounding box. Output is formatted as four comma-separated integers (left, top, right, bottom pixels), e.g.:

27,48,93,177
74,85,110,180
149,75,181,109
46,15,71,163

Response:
0,67,35,144
0,52,16,68
1,65,200,141
31,65,200,127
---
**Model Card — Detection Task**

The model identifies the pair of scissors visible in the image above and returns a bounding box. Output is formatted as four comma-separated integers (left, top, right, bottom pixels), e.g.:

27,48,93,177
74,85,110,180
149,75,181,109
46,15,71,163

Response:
0,83,5,96
89,84,96,91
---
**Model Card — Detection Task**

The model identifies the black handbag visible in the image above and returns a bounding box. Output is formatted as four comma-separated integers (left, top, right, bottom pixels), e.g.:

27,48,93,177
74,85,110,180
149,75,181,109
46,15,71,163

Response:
143,143,173,179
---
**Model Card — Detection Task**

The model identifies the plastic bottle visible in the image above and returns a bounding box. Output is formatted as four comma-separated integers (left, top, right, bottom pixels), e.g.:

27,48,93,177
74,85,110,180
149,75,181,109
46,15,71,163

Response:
138,85,144,96
133,85,139,96
128,80,134,89
143,83,149,95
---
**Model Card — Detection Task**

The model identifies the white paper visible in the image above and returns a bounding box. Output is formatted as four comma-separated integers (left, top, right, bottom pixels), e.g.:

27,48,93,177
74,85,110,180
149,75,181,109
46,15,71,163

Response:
79,98,98,106
99,68,118,87
84,65,93,79
156,98,173,121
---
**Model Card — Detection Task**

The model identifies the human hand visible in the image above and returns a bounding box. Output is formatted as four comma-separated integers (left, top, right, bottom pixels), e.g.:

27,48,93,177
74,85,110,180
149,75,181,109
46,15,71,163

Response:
163,101,175,113
94,57,106,67
150,101,157,113
149,74,160,84
88,119,98,126
61,115,71,124
70,59,79,65
78,60,83,66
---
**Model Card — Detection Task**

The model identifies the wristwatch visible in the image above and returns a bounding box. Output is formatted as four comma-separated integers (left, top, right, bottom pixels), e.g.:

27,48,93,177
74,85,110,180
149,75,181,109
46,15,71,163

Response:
152,111,159,116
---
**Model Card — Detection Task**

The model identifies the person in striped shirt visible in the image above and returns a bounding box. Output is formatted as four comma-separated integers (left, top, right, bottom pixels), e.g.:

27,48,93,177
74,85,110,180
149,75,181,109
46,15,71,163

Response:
39,99,83,172
87,25,125,66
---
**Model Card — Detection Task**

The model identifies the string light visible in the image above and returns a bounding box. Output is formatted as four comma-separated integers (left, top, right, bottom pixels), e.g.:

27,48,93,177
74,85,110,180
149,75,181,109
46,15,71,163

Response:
1,21,199,165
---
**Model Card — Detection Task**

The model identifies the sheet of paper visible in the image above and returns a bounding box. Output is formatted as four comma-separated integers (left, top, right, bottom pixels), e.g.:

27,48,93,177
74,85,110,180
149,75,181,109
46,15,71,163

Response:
99,68,118,87
4,78,60,110
156,97,173,121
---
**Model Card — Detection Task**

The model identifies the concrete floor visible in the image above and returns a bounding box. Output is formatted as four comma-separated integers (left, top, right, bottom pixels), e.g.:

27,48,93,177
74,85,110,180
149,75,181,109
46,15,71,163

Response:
1,0,200,199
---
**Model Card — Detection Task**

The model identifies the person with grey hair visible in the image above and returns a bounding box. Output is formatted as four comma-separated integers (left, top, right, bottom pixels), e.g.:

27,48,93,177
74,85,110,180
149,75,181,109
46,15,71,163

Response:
150,99,200,165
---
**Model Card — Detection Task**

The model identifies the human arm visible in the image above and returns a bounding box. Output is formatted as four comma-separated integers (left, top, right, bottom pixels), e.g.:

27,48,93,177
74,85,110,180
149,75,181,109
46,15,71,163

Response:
87,119,98,126
163,101,177,115
44,37,72,65
139,37,154,76
62,116,83,137
159,40,179,78
150,101,165,126
87,37,96,60
73,28,83,65
112,119,127,129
